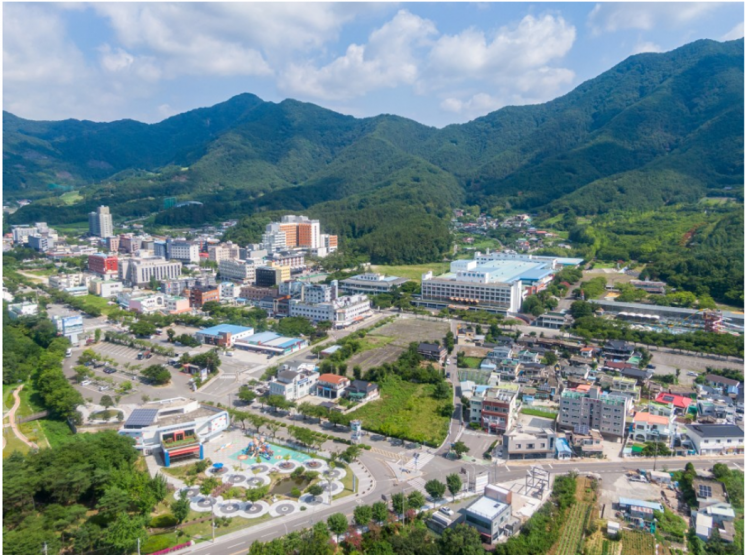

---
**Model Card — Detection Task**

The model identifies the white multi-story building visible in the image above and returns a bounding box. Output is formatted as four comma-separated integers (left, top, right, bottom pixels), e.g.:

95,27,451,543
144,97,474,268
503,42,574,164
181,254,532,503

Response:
218,259,256,282
684,424,744,455
289,293,371,329
11,225,37,244
269,366,319,401
28,234,56,252
208,242,241,263
89,206,114,238
168,241,200,263
558,387,630,437
119,258,182,286
49,273,93,290
88,279,124,298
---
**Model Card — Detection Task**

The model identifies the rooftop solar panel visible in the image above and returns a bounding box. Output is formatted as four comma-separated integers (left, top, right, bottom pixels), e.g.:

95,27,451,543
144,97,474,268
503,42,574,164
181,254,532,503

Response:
699,485,712,498
125,408,159,427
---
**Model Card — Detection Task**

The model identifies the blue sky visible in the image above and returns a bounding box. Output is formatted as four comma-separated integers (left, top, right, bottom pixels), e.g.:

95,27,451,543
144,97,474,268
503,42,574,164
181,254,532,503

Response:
4,2,743,127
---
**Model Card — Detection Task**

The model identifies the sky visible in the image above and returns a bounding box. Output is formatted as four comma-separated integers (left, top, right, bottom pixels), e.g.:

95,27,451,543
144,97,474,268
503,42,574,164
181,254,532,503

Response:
4,2,744,127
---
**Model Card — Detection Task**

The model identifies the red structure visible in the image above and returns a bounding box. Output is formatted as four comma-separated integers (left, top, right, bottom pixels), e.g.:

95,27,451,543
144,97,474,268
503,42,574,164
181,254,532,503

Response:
88,253,118,276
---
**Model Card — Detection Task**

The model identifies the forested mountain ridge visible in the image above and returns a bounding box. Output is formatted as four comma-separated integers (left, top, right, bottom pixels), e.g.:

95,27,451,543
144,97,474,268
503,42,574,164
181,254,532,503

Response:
4,39,743,265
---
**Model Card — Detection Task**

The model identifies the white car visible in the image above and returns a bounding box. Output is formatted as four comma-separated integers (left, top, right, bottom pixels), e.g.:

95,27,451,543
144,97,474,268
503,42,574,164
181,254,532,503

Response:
439,507,454,516
81,380,92,386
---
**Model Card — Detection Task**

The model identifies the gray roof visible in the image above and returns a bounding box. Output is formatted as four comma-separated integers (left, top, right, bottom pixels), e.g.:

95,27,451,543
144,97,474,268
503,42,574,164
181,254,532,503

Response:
418,343,444,353
125,408,159,427
277,370,299,382
706,374,741,387
686,424,744,438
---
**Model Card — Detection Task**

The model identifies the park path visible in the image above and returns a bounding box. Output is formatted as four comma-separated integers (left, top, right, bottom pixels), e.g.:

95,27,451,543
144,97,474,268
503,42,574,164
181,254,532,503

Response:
4,385,39,451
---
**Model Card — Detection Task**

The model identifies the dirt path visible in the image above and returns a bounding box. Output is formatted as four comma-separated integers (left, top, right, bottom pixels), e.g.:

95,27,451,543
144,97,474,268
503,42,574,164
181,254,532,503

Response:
4,385,39,451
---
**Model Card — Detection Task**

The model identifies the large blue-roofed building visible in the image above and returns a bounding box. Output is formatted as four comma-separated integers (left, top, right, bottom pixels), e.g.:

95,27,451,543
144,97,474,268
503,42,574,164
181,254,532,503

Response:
235,331,307,355
195,324,254,347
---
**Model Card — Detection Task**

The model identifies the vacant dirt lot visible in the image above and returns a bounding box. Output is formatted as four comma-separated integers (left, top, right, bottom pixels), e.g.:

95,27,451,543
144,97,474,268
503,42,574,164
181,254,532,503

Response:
371,317,451,347
348,344,404,372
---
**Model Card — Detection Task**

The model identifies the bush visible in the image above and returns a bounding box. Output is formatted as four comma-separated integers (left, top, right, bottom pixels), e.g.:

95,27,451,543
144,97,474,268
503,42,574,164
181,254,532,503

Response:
150,514,179,528
290,487,302,498
141,534,177,554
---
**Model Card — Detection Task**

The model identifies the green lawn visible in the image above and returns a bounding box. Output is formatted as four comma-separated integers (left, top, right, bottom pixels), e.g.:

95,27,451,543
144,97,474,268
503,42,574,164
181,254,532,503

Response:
358,335,395,352
3,427,30,458
370,263,451,282
520,408,558,420
17,381,45,419
80,294,119,316
60,191,84,205
461,356,484,369
346,377,450,446
4,386,18,412
39,419,75,448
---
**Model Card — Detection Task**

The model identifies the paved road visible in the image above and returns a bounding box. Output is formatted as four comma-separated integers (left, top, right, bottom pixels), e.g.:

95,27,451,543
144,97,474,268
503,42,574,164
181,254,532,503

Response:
182,454,742,555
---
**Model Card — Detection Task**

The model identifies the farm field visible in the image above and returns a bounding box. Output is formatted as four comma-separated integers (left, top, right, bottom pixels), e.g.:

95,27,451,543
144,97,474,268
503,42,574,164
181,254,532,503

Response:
370,263,451,282
60,190,84,205
550,501,591,555
346,377,450,445
621,530,656,555
584,531,621,555
371,317,450,347
460,356,484,369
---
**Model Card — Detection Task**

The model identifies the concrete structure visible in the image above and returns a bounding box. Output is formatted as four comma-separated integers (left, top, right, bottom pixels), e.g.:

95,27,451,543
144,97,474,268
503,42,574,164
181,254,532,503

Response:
235,331,307,356
316,374,350,399
267,251,306,270
117,398,229,466
255,265,291,287
464,485,513,543
631,411,675,444
7,302,39,319
533,311,568,329
417,343,447,364
89,205,114,238
684,424,744,455
339,273,409,295
185,285,220,308
208,242,240,263
88,279,124,298
345,380,379,402
289,293,371,329
168,240,200,263
705,375,742,396
88,253,119,277
28,234,55,252
49,273,93,290
119,257,182,286
603,340,635,362
52,314,84,344
269,367,319,401
502,427,556,460
195,324,254,347
218,259,256,282
559,387,630,437
470,387,520,434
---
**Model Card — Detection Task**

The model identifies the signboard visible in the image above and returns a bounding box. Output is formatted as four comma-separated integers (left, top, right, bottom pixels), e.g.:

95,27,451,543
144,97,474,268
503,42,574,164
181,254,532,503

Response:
474,473,489,493
56,315,84,336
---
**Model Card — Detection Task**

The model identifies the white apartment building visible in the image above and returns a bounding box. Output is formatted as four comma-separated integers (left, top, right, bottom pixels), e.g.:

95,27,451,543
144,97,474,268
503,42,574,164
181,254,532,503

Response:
119,258,182,286
49,273,93,290
558,387,630,437
218,259,256,282
208,242,241,263
169,241,200,263
12,225,37,244
289,294,371,329
89,206,114,238
269,367,319,401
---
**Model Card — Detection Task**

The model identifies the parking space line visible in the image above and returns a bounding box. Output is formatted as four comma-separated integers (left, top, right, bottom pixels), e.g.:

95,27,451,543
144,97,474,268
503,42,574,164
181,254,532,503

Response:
504,465,510,472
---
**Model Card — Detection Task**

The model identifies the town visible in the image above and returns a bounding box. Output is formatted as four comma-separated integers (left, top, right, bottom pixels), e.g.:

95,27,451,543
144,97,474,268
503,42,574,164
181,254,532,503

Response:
4,203,743,555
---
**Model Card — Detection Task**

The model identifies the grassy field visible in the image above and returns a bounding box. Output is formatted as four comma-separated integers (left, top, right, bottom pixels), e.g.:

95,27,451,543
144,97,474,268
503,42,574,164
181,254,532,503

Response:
60,191,84,205
346,377,450,446
79,294,120,316
40,419,75,448
370,263,451,282
520,408,558,420
3,427,30,458
461,356,484,369
358,335,395,352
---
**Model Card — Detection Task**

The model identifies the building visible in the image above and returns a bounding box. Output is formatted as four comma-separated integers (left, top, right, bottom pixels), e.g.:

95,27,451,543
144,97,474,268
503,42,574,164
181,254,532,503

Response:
567,429,604,457
470,387,520,434
185,285,220,308
316,374,350,399
705,375,742,396
344,380,380,402
630,280,667,295
235,331,307,356
218,259,256,282
27,234,56,252
195,324,254,347
11,224,37,244
603,340,635,362
631,412,675,444
655,392,693,412
464,485,513,543
119,258,182,286
255,265,291,287
533,311,569,329
289,293,371,329
52,314,84,344
88,205,114,238
697,396,736,421
339,273,410,295
300,282,338,304
684,424,744,455
165,296,191,314
417,343,447,364
117,398,229,466
269,367,319,401
119,234,141,254
208,242,241,263
7,302,39,319
88,279,124,298
419,254,556,314
105,236,120,253
88,253,119,277
558,387,630,437
610,376,641,402
167,240,200,263
267,251,306,270
49,273,92,290
502,427,556,460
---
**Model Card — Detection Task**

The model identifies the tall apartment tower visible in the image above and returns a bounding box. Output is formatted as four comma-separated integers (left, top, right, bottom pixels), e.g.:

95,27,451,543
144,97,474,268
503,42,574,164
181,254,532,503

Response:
89,206,114,238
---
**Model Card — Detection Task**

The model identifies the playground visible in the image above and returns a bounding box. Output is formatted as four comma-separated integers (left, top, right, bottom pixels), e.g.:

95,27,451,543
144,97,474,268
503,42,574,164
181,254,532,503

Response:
228,437,312,465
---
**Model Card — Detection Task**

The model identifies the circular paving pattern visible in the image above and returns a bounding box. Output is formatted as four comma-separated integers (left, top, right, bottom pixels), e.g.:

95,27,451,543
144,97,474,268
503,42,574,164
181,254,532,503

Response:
220,501,242,514
252,464,271,473
269,500,301,518
227,474,246,484
299,493,323,506
210,467,228,476
174,487,200,500
305,460,323,469
321,481,343,494
197,497,217,508
246,476,266,488
323,468,346,480
276,460,300,473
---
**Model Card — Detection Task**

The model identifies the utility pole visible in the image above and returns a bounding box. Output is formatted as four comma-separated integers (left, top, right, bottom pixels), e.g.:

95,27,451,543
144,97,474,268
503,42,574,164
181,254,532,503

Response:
137,537,141,555
43,543,48,555
211,503,216,543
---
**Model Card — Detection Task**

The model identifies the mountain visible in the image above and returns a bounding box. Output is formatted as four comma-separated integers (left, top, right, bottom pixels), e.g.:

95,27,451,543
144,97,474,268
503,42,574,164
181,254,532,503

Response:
4,39,743,264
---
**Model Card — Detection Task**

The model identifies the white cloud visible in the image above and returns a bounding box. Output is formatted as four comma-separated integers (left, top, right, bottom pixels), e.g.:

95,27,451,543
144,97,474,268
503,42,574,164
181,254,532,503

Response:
588,3,722,34
440,93,502,115
722,22,745,41
279,10,437,100
631,41,664,55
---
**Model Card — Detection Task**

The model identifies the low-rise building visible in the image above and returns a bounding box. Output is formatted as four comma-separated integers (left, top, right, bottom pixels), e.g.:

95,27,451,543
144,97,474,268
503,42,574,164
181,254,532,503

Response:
417,343,447,364
470,387,520,434
316,373,350,399
705,374,742,397
255,265,291,287
603,340,635,362
195,324,254,347
235,331,307,356
631,411,675,444
464,485,513,543
49,273,93,290
567,429,604,457
344,380,379,402
218,259,256,282
117,398,229,466
655,392,693,412
684,424,744,455
339,273,409,295
185,284,220,308
7,302,39,319
533,311,568,329
502,427,556,460
88,253,119,277
269,368,319,401
88,279,124,298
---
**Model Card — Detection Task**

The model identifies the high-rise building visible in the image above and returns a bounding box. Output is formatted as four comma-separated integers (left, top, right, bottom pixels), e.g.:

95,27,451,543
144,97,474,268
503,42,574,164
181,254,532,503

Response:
208,242,240,263
218,259,256,282
88,206,114,238
168,240,200,263
558,387,630,437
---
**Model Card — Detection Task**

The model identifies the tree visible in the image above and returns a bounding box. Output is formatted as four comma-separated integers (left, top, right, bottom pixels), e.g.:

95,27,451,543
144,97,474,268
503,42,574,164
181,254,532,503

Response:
432,381,451,400
100,395,114,410
438,523,486,555
96,486,131,520
141,364,171,385
340,444,362,464
171,490,191,524
353,365,363,380
543,351,559,366
308,484,324,501
353,504,372,527
266,394,291,413
74,365,92,383
407,490,426,510
130,321,156,337
425,479,447,500
327,513,348,543
238,386,257,404
570,300,595,319
94,328,102,343
104,513,148,553
445,331,455,354
446,473,462,500
328,410,347,429
200,477,220,495
391,492,406,515
372,501,389,524
166,328,176,342
452,441,469,458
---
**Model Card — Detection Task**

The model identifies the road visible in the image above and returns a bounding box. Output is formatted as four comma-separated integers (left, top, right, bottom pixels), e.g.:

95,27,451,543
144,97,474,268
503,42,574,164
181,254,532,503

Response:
182,454,742,555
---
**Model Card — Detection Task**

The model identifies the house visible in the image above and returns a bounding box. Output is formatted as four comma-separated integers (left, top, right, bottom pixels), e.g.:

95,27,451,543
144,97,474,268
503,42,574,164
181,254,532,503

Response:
705,374,742,396
269,368,319,402
603,340,635,362
693,479,727,507
417,343,447,364
617,367,653,385
470,387,520,434
697,396,736,421
655,392,693,412
487,345,513,360
684,424,744,455
344,380,379,402
567,430,604,458
464,485,513,544
631,412,675,445
502,427,556,460
315,374,350,399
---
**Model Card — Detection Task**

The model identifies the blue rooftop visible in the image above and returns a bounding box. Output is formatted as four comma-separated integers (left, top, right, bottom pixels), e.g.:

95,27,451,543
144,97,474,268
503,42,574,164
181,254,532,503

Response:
618,498,662,511
556,438,572,455
197,324,254,337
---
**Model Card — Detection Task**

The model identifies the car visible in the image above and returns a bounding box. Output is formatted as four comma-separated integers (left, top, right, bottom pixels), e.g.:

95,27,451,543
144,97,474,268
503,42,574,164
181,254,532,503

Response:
99,386,110,392
226,351,234,357
104,368,117,374
65,349,72,358
81,380,92,386
647,364,656,369
439,507,454,516
687,372,697,377
446,372,451,378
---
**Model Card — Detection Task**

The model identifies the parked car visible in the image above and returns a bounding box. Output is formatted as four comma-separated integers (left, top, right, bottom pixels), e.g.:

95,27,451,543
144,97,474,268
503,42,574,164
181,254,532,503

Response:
99,386,110,391
104,367,117,374
687,372,697,377
65,349,72,358
647,364,656,369
439,507,454,516
81,380,92,386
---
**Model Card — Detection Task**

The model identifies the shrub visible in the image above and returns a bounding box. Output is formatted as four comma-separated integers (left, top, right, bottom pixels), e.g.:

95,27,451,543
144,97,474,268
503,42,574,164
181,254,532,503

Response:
150,514,179,528
291,487,302,498
141,534,177,554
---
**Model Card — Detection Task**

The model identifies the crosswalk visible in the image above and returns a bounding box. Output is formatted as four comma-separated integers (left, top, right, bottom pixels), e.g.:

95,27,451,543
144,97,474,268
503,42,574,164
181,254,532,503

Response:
369,447,402,459
407,476,427,492
403,452,434,471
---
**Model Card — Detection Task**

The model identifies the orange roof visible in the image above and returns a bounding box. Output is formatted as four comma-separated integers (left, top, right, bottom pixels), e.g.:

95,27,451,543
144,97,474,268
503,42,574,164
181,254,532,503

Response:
318,373,348,384
576,384,592,392
633,412,669,425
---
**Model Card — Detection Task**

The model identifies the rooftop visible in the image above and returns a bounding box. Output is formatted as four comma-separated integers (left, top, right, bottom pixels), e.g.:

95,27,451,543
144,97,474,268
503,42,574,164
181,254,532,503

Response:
197,324,254,337
705,374,741,387
618,498,662,511
633,412,670,425
318,373,349,385
686,424,744,438
466,495,511,521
